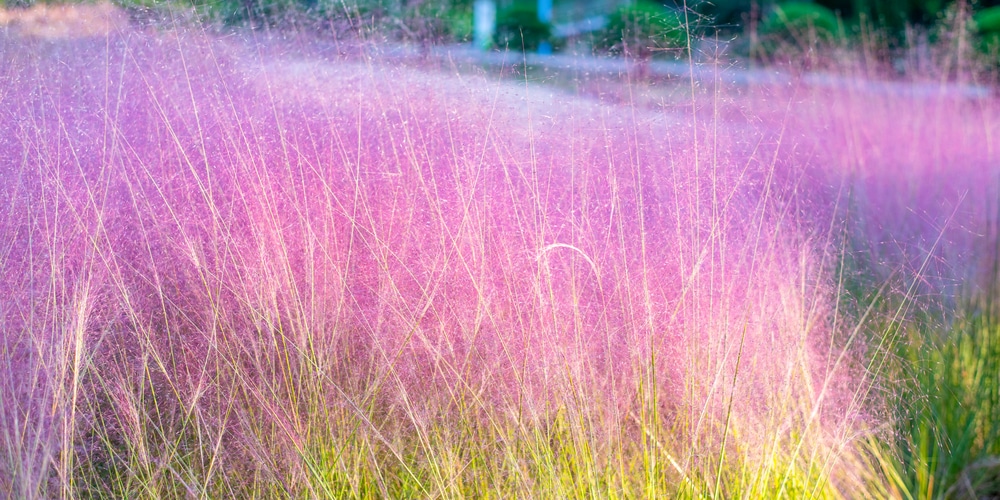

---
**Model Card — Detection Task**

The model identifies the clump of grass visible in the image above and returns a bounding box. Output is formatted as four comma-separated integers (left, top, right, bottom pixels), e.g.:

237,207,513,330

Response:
2,6,1000,498
865,296,1000,499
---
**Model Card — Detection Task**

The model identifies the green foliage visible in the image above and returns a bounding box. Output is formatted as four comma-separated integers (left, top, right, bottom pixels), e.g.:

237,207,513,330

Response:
762,2,841,38
974,6,1000,55
397,0,454,45
691,0,751,31
854,0,946,34
873,305,1000,499
974,6,1000,33
755,2,843,62
204,0,310,26
109,0,321,27
594,1,689,60
494,2,551,52
445,3,473,42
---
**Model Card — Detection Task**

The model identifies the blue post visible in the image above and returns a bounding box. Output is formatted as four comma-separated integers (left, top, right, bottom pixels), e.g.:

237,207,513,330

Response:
537,0,553,54
537,0,552,23
474,0,496,50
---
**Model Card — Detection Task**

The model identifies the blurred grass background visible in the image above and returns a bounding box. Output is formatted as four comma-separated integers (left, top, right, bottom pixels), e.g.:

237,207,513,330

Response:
5,0,1000,59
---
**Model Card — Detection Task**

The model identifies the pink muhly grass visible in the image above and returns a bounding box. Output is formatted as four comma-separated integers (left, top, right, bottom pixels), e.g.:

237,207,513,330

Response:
1,16,998,497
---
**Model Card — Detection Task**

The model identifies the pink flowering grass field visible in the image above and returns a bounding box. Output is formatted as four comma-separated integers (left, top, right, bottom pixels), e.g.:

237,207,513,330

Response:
2,7,1000,498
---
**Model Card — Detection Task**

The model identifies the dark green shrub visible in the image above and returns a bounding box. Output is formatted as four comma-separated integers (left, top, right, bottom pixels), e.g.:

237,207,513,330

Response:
809,0,954,42
761,2,841,39
754,2,843,66
446,4,474,42
494,2,552,52
129,0,318,27
854,0,944,34
111,0,239,27
594,1,689,60
398,0,474,44
398,0,452,45
692,0,752,32
214,0,307,26
974,6,1000,55
974,5,1000,32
